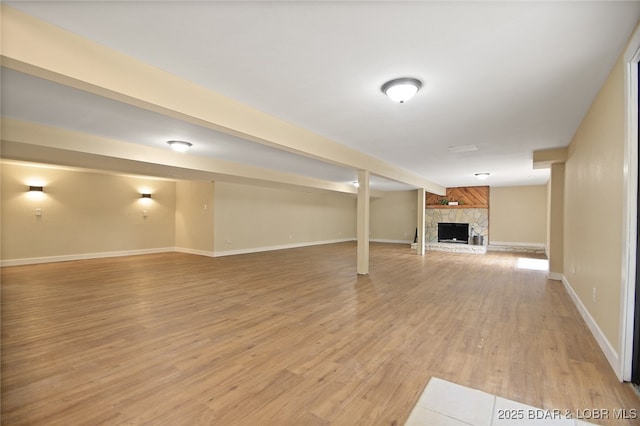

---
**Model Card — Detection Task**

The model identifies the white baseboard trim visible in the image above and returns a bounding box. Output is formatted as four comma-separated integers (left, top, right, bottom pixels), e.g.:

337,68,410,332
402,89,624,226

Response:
370,239,413,244
0,240,358,266
0,247,175,267
174,247,215,257
213,238,355,257
547,272,563,281
490,241,546,248
561,275,620,378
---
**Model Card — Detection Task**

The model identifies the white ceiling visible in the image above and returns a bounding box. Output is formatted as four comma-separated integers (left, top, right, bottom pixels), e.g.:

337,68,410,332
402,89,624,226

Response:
3,1,640,190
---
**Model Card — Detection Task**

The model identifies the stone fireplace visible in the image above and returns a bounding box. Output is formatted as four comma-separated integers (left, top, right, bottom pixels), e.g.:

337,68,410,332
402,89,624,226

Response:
426,208,488,244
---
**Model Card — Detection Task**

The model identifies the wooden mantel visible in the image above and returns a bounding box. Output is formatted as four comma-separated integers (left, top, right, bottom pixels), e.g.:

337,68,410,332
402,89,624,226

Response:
426,186,489,209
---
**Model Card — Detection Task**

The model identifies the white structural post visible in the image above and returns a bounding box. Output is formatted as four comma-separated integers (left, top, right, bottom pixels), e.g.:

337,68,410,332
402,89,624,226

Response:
417,188,426,255
357,170,370,275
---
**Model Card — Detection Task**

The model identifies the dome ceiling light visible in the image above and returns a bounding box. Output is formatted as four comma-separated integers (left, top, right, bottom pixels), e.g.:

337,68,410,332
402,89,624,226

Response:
381,77,423,103
167,140,193,152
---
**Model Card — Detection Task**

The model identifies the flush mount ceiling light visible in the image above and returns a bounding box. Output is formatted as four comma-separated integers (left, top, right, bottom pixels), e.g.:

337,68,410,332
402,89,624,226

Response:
448,144,478,153
352,181,360,188
381,77,422,103
475,173,490,180
167,140,192,152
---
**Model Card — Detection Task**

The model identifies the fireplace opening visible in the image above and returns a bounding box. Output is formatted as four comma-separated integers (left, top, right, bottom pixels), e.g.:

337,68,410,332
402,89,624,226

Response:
438,222,469,244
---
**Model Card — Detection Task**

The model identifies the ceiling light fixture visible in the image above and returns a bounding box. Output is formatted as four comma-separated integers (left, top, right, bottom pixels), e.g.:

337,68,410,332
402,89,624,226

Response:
167,140,193,152
352,181,360,188
381,77,422,103
448,144,478,153
475,173,490,180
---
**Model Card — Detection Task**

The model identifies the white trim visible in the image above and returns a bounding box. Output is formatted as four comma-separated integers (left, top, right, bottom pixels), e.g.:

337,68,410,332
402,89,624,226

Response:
547,272,563,281
562,275,621,378
174,247,215,257
213,238,355,257
621,25,640,382
0,240,358,265
489,241,546,248
0,247,174,267
370,239,413,244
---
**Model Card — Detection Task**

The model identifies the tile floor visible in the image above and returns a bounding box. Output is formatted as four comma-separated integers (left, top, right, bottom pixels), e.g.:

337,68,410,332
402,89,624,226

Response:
405,378,600,426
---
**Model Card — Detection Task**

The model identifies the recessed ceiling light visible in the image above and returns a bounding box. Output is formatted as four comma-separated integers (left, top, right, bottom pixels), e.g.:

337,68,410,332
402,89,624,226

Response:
352,181,360,188
475,173,490,180
381,77,422,103
448,144,478,153
167,140,192,152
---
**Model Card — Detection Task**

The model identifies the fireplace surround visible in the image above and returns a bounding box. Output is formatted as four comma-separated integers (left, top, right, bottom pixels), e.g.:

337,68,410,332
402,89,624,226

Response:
425,208,488,245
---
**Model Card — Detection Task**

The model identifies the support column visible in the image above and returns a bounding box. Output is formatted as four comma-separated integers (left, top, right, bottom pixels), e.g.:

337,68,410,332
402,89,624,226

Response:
547,163,565,280
357,170,370,275
417,188,426,255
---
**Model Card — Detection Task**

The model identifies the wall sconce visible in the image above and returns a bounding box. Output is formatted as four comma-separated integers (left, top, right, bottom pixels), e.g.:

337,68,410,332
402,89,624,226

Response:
29,185,44,192
141,193,152,199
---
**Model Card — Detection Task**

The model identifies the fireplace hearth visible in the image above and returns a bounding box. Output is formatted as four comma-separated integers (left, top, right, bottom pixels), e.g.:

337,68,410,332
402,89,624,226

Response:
438,222,469,244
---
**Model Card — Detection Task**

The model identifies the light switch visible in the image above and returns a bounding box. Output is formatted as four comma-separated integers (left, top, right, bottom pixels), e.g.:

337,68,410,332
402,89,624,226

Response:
143,210,148,217
35,208,42,216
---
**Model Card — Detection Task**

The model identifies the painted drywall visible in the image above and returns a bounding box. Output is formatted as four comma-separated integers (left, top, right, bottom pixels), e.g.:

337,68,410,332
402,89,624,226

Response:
0,162,176,262
370,190,418,242
563,54,625,353
213,181,356,254
547,163,565,275
175,180,215,254
489,185,547,244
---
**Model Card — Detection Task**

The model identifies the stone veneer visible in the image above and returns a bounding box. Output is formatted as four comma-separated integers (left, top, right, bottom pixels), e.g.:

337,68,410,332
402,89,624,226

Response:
426,208,489,244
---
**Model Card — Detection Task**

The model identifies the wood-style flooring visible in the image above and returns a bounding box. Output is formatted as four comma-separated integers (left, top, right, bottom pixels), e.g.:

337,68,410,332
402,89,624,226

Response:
2,242,638,425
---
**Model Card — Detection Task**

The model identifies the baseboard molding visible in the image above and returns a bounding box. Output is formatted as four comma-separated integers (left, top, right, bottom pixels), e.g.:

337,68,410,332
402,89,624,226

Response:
174,247,215,257
1,240,359,265
0,247,175,267
547,272,563,281
370,239,413,244
213,238,355,257
488,241,546,254
490,241,546,247
561,274,621,378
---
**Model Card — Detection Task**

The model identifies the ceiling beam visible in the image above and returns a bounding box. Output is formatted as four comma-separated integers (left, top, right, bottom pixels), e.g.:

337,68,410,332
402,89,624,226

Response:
2,118,390,196
533,147,568,169
0,5,445,195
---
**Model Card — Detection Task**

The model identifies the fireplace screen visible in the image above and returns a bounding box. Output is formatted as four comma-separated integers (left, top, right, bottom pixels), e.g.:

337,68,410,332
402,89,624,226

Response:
438,222,469,244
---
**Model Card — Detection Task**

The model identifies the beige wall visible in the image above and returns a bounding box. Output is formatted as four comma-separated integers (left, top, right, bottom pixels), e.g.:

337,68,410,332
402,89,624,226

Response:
489,185,547,244
547,163,565,275
213,182,356,253
1,162,176,262
175,180,215,254
563,54,625,351
371,190,417,242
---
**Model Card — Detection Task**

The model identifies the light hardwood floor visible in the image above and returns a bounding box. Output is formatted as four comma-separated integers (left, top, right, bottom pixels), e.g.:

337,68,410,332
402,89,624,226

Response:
2,242,638,425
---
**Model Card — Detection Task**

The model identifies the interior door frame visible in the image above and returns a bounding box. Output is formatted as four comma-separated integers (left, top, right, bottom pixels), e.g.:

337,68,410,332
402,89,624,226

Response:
622,26,640,382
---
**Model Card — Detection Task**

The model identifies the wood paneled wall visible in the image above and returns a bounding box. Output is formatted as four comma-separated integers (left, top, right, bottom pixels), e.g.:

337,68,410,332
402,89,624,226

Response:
426,186,489,208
